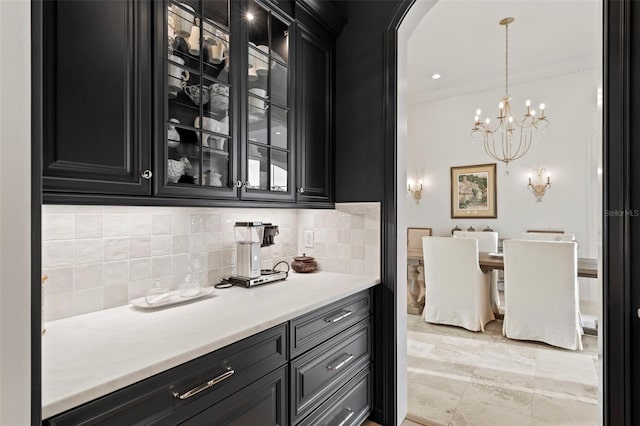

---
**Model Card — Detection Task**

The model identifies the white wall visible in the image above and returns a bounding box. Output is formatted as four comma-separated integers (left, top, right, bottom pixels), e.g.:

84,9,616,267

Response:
407,68,600,252
0,0,32,423
397,1,439,424
407,69,601,305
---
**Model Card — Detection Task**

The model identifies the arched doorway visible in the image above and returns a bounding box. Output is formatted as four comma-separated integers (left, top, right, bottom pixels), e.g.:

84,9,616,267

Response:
381,0,634,424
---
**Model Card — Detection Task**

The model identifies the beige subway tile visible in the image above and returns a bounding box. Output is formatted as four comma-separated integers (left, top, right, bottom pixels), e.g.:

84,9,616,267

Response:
103,261,128,286
42,267,74,296
42,241,75,268
152,214,172,235
42,214,75,241
44,293,74,322
152,256,172,278
75,214,103,238
103,214,128,237
172,235,190,254
74,288,104,316
129,236,152,259
103,285,128,309
74,263,103,290
103,238,129,261
75,239,103,265
151,235,172,256
129,214,151,236
129,258,151,281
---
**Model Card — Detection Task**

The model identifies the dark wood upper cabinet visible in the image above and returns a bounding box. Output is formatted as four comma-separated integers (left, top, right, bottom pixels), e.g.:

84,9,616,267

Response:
153,0,240,200
41,0,341,207
240,0,296,202
295,20,334,204
42,0,152,196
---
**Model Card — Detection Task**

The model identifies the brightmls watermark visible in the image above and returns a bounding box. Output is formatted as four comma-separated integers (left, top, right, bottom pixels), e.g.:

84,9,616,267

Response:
605,210,640,217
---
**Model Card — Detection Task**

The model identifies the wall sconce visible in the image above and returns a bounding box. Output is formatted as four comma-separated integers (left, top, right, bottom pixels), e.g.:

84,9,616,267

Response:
407,178,423,203
527,168,551,202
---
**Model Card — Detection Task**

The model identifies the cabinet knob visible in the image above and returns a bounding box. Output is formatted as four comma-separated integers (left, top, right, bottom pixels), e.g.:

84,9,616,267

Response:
235,181,243,188
140,170,153,180
297,187,305,194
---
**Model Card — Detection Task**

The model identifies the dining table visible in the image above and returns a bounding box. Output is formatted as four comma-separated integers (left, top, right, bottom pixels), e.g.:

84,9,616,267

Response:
406,249,599,315
406,249,598,278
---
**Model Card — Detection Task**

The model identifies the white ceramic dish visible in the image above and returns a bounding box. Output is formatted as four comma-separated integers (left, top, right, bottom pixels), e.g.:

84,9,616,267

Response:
488,252,504,258
131,287,216,309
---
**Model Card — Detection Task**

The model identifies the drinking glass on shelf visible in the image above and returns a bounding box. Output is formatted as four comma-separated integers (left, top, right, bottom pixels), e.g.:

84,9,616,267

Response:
145,280,170,305
179,267,201,298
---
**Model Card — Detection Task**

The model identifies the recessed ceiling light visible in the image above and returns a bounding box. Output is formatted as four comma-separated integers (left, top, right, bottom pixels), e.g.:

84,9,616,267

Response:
246,12,254,21
431,73,441,80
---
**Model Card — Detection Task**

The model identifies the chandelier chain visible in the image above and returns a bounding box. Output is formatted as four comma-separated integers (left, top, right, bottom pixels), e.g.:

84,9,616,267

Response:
505,23,509,98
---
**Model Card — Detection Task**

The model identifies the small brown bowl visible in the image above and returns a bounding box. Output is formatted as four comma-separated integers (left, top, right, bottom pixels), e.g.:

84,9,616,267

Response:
291,254,317,273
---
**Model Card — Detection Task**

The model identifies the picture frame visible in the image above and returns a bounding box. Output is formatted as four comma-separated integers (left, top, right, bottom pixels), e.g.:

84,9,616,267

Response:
451,163,497,218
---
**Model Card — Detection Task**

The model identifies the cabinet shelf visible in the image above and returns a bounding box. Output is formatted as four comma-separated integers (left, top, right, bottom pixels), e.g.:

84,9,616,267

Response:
168,55,230,86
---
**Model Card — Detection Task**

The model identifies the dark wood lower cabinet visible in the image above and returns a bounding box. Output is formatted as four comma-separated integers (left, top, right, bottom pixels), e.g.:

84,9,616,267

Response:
43,290,373,426
298,366,371,426
181,366,288,425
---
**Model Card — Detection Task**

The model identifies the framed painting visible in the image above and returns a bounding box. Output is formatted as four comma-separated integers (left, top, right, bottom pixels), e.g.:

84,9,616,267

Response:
451,163,497,218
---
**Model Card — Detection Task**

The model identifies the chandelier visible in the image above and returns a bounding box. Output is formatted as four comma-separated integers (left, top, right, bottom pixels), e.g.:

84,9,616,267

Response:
471,17,549,173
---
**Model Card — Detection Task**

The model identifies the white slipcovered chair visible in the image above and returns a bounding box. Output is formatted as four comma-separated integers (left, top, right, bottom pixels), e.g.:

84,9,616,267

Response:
502,239,583,350
422,236,495,332
453,231,501,313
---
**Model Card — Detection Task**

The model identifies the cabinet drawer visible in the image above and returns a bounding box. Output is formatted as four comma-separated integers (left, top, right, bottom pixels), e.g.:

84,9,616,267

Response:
298,366,371,426
290,289,371,358
181,365,287,426
290,319,371,423
45,325,287,426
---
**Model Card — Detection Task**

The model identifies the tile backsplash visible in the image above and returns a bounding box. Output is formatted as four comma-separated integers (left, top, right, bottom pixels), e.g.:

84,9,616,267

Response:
42,203,380,321
296,206,380,277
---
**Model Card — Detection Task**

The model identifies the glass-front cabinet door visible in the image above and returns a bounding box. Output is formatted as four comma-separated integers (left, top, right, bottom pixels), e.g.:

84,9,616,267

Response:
157,0,237,198
242,1,294,201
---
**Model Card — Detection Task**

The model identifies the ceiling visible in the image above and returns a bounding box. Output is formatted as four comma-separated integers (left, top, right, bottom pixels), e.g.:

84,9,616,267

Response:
407,0,601,102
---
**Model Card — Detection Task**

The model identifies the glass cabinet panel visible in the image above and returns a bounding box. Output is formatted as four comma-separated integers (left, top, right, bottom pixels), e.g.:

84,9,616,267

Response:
245,1,291,194
165,0,232,189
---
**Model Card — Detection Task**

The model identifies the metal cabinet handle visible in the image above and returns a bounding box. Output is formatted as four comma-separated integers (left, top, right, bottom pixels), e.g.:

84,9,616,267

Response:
336,407,355,426
327,353,354,370
324,310,352,323
172,366,234,400
140,170,152,179
297,187,305,194
235,181,243,188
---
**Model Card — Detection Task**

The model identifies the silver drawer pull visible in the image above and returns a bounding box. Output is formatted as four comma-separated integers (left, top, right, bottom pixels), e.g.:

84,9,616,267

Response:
336,407,354,426
327,353,354,370
173,366,234,400
325,310,352,323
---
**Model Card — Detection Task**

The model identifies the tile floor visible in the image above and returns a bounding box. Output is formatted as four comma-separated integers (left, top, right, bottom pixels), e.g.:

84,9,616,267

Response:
406,314,600,426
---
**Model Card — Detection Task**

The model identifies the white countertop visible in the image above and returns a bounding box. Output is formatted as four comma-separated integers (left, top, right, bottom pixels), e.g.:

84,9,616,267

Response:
42,272,380,419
